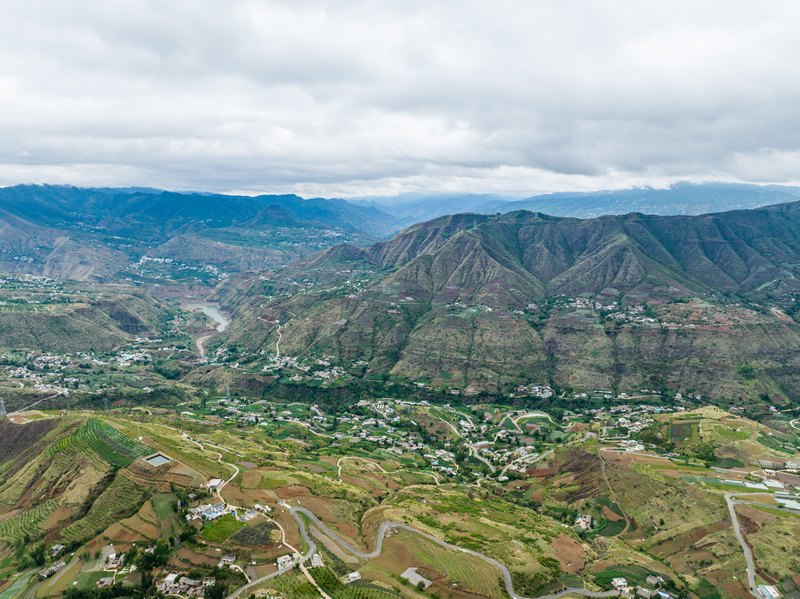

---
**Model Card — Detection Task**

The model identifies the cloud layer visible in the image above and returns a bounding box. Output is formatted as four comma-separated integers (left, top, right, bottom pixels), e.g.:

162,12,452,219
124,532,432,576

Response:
1,1,799,196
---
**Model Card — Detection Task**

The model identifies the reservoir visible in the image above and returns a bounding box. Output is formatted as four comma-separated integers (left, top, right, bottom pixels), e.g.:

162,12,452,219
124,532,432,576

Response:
187,303,231,332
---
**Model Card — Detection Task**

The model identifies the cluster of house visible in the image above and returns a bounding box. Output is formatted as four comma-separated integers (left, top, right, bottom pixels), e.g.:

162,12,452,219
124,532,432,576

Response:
103,545,125,570
611,575,673,599
186,501,230,522
758,460,800,491
156,573,216,597
618,439,646,452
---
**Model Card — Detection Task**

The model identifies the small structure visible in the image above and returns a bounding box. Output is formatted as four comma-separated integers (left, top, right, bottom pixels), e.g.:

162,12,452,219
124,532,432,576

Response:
39,561,66,579
612,578,630,592
206,478,224,490
144,453,172,467
97,577,114,589
50,543,66,557
574,514,592,530
400,567,432,590
276,555,293,571
310,554,324,568
219,554,236,568
347,571,362,583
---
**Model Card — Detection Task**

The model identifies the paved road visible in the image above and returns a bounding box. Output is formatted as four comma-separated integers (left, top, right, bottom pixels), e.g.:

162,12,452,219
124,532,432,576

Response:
7,392,61,416
725,493,759,598
291,507,619,599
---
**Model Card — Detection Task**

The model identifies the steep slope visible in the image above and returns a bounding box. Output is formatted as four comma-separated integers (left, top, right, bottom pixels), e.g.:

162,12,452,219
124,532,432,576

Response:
223,201,800,400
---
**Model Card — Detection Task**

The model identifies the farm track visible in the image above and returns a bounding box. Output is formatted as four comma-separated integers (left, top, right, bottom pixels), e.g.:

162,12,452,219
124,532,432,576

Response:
726,493,757,597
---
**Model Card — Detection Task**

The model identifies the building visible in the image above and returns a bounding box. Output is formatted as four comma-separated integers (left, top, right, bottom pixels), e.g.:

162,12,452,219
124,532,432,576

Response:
157,572,205,597
612,578,630,592
277,555,293,571
219,554,236,567
347,572,362,583
310,554,324,568
400,567,432,590
758,585,781,599
646,575,665,588
39,561,66,579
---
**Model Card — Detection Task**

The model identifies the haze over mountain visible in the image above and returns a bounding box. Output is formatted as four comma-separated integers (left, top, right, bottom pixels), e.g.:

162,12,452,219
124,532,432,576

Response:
359,182,800,226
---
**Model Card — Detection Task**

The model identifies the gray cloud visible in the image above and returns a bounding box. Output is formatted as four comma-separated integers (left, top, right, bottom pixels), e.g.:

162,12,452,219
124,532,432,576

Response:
1,1,799,196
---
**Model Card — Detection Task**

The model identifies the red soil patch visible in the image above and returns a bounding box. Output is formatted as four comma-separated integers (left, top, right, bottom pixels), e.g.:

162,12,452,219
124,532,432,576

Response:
274,485,308,500
601,505,624,522
43,507,74,530
551,534,585,573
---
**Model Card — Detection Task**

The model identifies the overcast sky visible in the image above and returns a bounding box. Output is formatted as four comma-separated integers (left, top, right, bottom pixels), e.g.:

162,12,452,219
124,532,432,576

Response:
1,1,799,198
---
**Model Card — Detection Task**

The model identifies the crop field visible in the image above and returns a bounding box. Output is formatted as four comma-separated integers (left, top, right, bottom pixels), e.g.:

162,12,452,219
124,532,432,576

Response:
268,569,399,599
669,421,697,442
199,513,246,543
0,572,34,599
60,474,148,542
0,499,59,543
42,417,150,467
363,530,505,599
593,564,656,586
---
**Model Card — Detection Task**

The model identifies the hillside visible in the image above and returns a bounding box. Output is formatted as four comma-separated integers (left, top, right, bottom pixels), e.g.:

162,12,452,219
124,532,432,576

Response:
221,201,800,401
0,185,398,284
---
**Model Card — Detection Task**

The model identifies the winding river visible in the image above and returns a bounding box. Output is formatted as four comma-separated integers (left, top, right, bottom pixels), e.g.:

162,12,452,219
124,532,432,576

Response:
186,303,231,356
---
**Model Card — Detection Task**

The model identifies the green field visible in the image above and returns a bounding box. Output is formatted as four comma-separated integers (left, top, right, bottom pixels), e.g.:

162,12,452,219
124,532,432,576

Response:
200,514,246,543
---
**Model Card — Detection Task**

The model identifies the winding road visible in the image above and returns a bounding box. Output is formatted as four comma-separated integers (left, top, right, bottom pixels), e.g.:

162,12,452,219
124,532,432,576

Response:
229,501,619,599
287,506,619,599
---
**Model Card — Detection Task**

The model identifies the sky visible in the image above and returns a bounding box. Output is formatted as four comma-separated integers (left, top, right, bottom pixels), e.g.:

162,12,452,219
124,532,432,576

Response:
1,1,800,198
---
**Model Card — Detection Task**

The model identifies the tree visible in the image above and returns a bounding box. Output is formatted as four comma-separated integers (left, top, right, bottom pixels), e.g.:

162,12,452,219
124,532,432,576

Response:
205,584,227,599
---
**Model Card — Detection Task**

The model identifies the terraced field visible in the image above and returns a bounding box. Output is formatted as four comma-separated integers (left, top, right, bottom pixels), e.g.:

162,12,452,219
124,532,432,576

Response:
0,499,59,543
60,474,148,542
43,417,150,467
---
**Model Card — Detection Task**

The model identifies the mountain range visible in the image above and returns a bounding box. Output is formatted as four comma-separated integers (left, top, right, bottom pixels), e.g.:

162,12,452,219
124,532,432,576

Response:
221,199,800,403
0,185,398,282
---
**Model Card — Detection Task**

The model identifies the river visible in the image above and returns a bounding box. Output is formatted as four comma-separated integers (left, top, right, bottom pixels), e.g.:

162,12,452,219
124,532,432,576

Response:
186,303,231,332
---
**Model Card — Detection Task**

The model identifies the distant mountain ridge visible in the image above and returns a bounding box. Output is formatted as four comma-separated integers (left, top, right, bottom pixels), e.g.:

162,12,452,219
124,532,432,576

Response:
361,182,800,226
0,185,399,282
